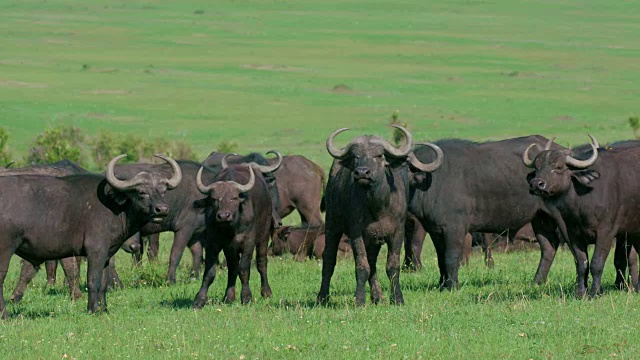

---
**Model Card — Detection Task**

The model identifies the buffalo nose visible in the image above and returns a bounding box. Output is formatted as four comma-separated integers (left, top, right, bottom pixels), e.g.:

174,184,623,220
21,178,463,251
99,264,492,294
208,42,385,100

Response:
154,204,169,215
355,167,371,178
530,178,546,190
216,211,232,221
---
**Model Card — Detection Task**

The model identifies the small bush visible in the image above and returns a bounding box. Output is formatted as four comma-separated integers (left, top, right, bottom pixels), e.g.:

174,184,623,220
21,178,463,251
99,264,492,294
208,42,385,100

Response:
0,127,12,166
91,130,121,168
217,139,238,154
168,139,198,160
389,110,409,146
27,125,86,165
629,116,640,139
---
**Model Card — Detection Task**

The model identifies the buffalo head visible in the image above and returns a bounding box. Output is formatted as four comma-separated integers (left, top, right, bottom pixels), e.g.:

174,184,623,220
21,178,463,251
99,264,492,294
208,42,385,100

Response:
196,165,256,224
522,135,600,197
106,154,182,223
326,125,442,187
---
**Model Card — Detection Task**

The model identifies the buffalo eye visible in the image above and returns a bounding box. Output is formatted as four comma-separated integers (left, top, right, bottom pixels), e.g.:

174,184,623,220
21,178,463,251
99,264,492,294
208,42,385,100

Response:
138,190,149,198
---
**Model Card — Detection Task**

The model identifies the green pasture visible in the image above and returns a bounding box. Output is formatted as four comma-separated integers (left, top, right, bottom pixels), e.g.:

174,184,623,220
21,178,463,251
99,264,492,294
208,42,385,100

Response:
1,0,640,358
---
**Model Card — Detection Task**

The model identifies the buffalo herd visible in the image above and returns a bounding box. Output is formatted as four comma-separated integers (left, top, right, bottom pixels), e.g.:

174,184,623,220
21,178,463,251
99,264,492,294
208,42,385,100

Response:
1,127,639,317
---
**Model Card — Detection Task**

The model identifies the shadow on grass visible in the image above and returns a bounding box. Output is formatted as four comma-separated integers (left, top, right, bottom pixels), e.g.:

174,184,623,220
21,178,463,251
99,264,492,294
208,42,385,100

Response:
160,297,194,309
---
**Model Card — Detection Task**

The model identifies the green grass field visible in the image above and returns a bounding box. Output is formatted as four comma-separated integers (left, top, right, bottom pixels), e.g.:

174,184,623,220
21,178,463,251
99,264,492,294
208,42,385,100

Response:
2,0,640,358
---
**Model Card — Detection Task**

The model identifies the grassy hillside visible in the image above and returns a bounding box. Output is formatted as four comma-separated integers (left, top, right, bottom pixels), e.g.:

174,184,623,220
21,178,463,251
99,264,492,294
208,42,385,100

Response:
1,0,640,358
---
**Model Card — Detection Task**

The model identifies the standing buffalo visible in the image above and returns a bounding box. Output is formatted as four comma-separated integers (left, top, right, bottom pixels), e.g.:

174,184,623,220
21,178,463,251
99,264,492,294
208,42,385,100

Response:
0,154,181,317
524,135,640,296
206,152,326,259
193,163,273,307
406,136,564,289
0,160,139,303
134,152,282,283
317,125,442,306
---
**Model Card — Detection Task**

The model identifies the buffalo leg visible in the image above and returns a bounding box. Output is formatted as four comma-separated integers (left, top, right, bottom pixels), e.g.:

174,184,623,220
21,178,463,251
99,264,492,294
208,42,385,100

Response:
482,233,494,268
238,243,255,304
403,214,426,271
0,251,16,319
614,238,632,290
192,242,222,309
430,233,448,287
630,245,639,290
60,257,82,301
589,233,614,297
10,259,38,304
365,241,383,304
166,230,194,284
147,233,159,262
105,257,122,290
223,247,239,304
441,229,467,290
86,252,109,314
531,216,561,284
386,231,405,305
188,234,204,281
461,234,472,266
45,260,57,286
255,233,272,299
316,226,342,305
569,241,589,298
351,235,370,306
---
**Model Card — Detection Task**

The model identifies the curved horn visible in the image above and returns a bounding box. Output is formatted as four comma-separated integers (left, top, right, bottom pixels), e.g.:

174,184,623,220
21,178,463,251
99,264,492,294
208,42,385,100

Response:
195,166,215,194
154,154,182,189
106,154,147,190
566,135,599,169
249,151,283,173
522,143,542,168
380,124,413,158
326,128,351,159
221,153,238,169
544,137,557,150
408,143,443,172
232,166,255,193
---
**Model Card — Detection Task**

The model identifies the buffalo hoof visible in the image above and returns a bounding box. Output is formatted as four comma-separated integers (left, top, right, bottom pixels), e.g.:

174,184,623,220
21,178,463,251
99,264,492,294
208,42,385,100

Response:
485,257,495,269
261,287,272,298
192,296,207,310
316,293,329,305
9,294,23,304
240,289,252,304
391,295,405,306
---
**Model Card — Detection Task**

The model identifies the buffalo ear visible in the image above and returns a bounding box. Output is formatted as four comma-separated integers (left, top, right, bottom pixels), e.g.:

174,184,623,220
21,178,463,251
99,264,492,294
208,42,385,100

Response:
571,169,600,186
239,192,249,202
106,186,129,206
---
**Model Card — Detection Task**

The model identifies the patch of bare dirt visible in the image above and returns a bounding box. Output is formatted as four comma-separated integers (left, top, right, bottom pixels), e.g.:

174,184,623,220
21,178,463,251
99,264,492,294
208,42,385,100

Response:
83,89,131,95
0,79,48,88
329,84,353,93
240,64,310,72
554,115,575,122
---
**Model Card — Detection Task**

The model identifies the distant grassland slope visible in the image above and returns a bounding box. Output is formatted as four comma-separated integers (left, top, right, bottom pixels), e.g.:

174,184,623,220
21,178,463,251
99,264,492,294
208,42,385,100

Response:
1,0,639,171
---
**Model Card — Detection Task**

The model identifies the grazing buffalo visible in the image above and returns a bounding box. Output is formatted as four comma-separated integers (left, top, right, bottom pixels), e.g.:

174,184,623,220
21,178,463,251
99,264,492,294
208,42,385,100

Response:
133,153,282,283
0,154,181,317
271,225,351,259
406,136,565,289
524,135,640,296
317,125,442,306
192,163,273,307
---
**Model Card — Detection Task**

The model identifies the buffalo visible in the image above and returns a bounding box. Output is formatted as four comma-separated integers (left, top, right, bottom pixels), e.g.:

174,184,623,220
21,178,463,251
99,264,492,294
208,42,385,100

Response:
0,154,181,316
192,162,273,307
0,160,140,303
524,135,640,296
132,153,282,283
406,136,565,289
271,225,351,259
317,125,442,306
